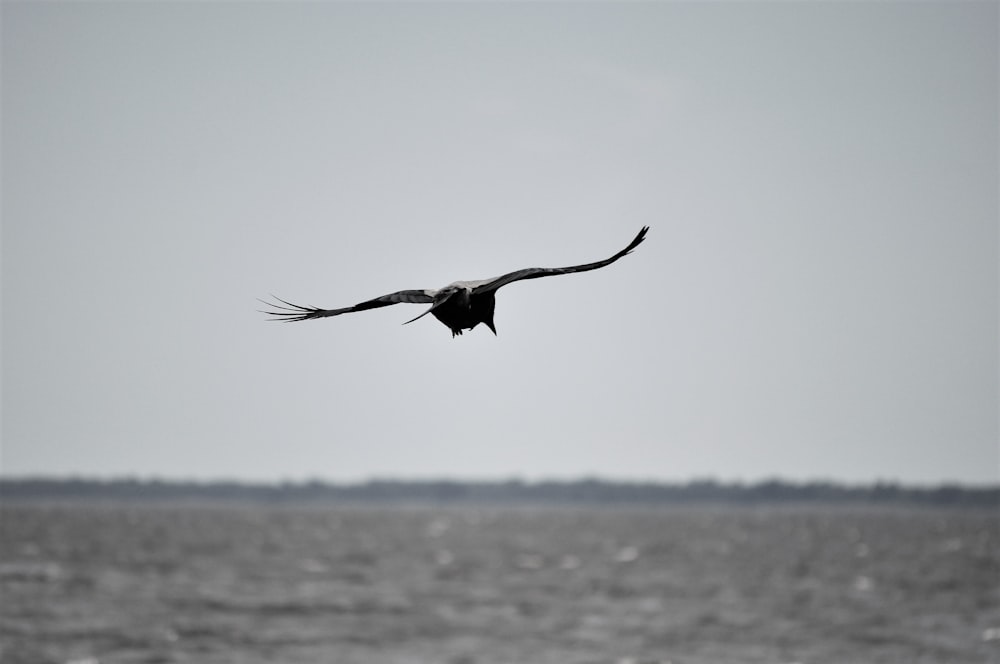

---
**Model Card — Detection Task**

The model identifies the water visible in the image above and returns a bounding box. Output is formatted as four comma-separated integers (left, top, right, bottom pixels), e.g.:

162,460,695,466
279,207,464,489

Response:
1,504,997,664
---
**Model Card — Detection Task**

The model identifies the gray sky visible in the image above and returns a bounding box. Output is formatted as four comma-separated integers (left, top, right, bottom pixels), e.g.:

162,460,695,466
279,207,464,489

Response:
2,2,997,485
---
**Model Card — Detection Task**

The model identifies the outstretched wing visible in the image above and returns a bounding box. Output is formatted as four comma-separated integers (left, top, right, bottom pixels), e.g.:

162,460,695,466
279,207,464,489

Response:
471,226,648,295
260,289,435,323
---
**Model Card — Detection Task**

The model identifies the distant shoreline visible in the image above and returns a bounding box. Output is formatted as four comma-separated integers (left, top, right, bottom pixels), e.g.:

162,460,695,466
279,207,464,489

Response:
1,477,997,508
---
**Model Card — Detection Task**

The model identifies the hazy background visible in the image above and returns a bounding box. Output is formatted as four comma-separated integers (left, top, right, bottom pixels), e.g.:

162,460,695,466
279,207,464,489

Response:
3,2,997,485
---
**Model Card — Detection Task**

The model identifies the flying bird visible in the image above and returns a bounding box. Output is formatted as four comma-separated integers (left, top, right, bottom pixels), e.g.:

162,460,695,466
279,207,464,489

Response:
261,226,648,338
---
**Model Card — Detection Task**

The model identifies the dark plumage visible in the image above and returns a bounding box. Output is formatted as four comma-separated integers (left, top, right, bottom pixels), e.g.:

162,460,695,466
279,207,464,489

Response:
261,226,648,337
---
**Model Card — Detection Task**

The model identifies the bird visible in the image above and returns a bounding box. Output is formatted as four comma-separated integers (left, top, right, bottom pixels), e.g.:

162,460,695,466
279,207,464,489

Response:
261,226,648,338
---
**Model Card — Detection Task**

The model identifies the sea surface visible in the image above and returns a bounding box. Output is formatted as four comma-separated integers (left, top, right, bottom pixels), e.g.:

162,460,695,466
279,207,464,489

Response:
1,503,997,664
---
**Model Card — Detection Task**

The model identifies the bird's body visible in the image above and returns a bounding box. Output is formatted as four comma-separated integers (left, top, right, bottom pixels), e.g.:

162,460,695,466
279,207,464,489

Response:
419,283,497,336
262,226,648,337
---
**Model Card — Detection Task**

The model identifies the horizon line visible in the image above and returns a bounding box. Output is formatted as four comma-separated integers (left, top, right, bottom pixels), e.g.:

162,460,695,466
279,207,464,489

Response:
2,474,997,490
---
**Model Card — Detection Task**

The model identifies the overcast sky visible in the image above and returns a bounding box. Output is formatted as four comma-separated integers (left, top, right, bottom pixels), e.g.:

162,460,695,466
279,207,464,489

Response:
3,2,997,485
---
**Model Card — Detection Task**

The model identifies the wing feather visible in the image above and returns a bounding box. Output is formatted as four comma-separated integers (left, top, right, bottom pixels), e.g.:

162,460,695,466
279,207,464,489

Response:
260,289,435,323
471,226,648,295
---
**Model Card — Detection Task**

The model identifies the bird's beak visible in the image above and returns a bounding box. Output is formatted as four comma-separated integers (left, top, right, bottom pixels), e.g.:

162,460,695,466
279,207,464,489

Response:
486,319,497,336
402,307,433,325
404,291,455,325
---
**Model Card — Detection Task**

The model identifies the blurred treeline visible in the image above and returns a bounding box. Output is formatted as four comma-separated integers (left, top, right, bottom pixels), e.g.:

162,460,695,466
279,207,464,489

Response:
1,477,997,508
